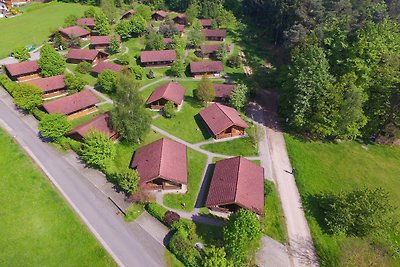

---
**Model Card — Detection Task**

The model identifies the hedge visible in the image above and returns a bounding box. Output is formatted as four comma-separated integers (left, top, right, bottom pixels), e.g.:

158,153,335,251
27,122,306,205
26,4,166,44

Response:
0,74,17,95
146,203,168,224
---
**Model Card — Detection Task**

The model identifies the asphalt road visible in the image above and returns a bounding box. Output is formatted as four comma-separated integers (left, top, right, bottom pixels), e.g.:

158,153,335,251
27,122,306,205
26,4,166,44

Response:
0,89,164,267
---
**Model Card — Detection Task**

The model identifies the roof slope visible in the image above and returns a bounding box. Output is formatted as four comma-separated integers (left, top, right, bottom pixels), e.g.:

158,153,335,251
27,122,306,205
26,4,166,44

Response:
140,50,177,63
76,18,95,27
213,84,236,98
153,10,168,18
130,138,187,186
27,74,65,93
59,26,90,37
146,82,185,106
190,61,224,74
202,29,227,38
200,44,229,54
199,19,213,27
65,49,102,61
5,60,39,76
206,157,264,215
90,35,118,45
42,89,99,115
92,61,123,74
199,103,248,136
68,113,116,139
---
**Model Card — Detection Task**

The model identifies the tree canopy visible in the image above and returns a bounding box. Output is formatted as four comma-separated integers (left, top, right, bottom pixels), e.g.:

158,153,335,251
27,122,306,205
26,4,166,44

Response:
13,84,43,111
38,44,66,77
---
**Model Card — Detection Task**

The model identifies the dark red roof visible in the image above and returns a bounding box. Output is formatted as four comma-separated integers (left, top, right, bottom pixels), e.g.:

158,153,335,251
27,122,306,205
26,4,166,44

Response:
153,10,168,18
176,24,184,32
140,50,177,63
121,9,135,19
174,13,186,19
90,35,113,45
163,38,173,44
200,44,229,55
27,75,65,93
146,82,185,106
42,89,99,115
199,19,213,27
76,18,95,27
67,113,117,139
213,84,236,98
199,103,248,136
190,61,224,74
131,138,188,186
92,61,123,74
206,157,264,215
59,26,90,38
5,60,39,77
65,49,106,61
202,29,226,38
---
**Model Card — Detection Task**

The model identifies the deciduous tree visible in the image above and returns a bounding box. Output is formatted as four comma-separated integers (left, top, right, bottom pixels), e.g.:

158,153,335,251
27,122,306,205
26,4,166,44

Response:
65,73,87,93
94,10,111,35
114,169,139,194
12,47,30,62
97,70,118,92
169,60,185,77
76,61,92,74
64,14,78,27
80,130,116,170
195,75,215,105
38,113,71,141
204,246,233,267
115,19,133,39
13,83,43,111
38,44,66,77
145,30,165,50
230,84,249,111
130,15,148,36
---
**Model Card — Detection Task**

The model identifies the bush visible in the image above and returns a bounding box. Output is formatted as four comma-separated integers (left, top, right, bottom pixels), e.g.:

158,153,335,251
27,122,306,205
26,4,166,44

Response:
65,73,87,93
146,203,168,223
31,108,47,121
38,113,71,141
163,101,176,118
0,74,17,95
168,230,203,267
195,76,215,105
169,61,185,77
76,61,92,74
113,169,139,194
171,219,197,241
57,136,82,152
97,70,118,92
13,83,43,111
227,54,241,68
80,131,116,171
12,47,30,61
116,54,130,65
147,69,155,79
164,210,180,226
131,65,145,80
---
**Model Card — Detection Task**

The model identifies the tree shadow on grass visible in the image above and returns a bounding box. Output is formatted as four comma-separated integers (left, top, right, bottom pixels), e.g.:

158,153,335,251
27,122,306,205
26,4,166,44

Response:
303,193,332,235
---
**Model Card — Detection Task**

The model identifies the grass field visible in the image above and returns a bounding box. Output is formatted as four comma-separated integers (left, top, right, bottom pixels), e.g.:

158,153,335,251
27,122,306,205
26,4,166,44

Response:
201,137,258,156
163,148,208,212
152,80,213,143
0,128,115,266
284,134,400,266
0,2,92,58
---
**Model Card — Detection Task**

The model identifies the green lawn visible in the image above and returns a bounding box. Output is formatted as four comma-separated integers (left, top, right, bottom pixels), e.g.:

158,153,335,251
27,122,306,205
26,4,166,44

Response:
0,128,115,266
163,148,208,212
152,80,213,143
263,181,287,244
0,2,92,58
200,137,258,157
284,134,400,266
66,63,98,87
165,249,185,267
124,203,144,222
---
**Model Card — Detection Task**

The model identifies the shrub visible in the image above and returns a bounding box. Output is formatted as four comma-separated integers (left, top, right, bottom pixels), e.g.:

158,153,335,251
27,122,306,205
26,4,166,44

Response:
97,70,118,92
38,113,71,141
131,65,145,80
57,136,82,152
113,169,139,194
12,47,30,61
164,211,180,226
13,83,43,111
147,69,155,79
76,61,92,74
116,54,130,65
230,84,249,111
31,108,47,121
195,75,215,105
169,61,185,77
38,44,66,77
65,73,86,93
171,219,197,241
80,131,116,171
163,101,176,118
168,230,203,267
0,74,17,95
227,54,241,68
146,203,168,223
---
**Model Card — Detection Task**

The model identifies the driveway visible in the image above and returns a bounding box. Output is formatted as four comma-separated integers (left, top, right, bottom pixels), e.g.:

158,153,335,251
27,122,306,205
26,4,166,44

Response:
0,88,164,267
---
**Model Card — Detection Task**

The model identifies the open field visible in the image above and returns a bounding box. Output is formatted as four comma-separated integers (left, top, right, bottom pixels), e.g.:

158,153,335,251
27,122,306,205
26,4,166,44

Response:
285,134,400,266
163,148,208,211
0,2,92,58
0,128,115,267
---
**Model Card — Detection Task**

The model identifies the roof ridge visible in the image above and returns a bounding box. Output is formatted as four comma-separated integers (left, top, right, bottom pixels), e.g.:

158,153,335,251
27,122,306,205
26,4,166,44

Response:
157,138,166,178
232,156,242,203
216,103,236,127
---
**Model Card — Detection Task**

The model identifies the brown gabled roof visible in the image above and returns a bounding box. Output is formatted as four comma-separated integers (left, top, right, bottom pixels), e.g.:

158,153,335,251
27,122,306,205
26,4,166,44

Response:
92,61,123,74
175,24,184,33
199,103,248,136
65,49,107,61
140,50,177,63
42,89,99,115
200,44,230,55
202,29,226,38
67,113,117,139
26,74,65,93
5,60,39,77
213,83,236,98
153,10,168,18
76,18,95,27
146,82,185,106
190,61,224,74
130,138,188,186
163,37,173,44
90,35,112,45
121,9,135,19
173,13,186,24
59,26,90,38
199,19,213,27
206,157,264,215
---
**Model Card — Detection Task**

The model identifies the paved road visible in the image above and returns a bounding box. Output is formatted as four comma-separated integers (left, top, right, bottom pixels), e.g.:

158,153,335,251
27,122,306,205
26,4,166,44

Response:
0,89,164,267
